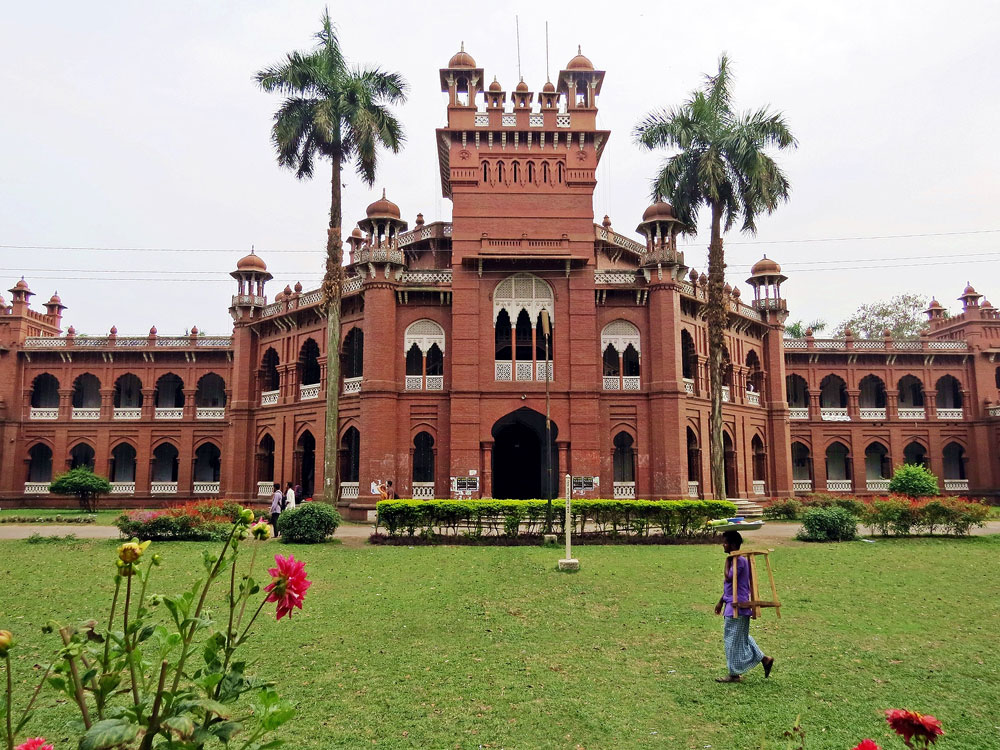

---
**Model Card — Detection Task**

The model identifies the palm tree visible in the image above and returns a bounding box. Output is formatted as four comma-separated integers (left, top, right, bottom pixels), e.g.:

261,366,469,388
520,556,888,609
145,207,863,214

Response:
634,54,795,500
784,319,827,339
257,10,407,505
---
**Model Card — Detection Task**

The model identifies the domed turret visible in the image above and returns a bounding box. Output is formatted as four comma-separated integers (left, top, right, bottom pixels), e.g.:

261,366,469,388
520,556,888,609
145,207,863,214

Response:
236,250,267,272
515,78,528,92
750,256,782,276
293,281,303,293
566,45,594,70
366,188,401,220
357,189,408,250
44,291,66,318
230,247,272,319
641,201,677,223
745,254,787,311
542,80,556,93
448,42,476,69
488,77,502,92
959,280,983,309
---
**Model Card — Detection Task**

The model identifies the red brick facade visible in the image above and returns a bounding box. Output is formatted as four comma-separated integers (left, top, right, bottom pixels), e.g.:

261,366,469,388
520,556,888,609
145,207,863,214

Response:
2,48,999,517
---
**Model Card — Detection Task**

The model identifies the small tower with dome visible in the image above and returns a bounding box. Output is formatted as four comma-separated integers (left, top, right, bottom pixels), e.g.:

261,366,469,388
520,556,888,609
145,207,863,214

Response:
229,248,272,322
636,201,687,279
746,255,788,316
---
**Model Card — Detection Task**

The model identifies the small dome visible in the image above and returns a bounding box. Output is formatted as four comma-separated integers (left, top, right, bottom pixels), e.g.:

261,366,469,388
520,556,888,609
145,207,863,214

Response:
67,325,76,335
236,250,267,272
961,282,977,296
274,290,285,302
283,284,293,296
366,188,401,219
293,281,303,293
350,227,363,238
882,328,892,337
731,286,741,298
928,297,943,309
542,80,555,93
982,298,994,309
415,213,425,226
750,255,782,276
689,268,699,283
149,325,157,335
698,273,708,286
566,45,594,71
13,277,30,291
515,78,529,92
110,325,118,335
602,215,612,229
47,293,62,305
448,42,476,69
724,282,733,295
488,77,502,92
641,201,676,222
190,325,199,335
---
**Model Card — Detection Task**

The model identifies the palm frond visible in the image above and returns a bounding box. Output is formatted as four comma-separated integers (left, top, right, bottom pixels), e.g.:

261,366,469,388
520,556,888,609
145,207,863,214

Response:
355,65,409,103
315,8,346,74
256,51,323,96
703,53,734,114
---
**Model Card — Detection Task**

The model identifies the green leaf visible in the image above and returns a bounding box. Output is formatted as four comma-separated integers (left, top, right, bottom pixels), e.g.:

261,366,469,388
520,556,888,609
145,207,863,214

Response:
78,718,140,750
47,675,68,693
163,714,197,739
209,720,243,742
137,624,156,642
189,698,232,717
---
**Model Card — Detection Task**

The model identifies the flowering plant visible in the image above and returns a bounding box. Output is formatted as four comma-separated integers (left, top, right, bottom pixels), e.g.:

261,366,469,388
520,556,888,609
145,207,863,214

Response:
852,740,881,750
885,709,944,749
1,506,308,750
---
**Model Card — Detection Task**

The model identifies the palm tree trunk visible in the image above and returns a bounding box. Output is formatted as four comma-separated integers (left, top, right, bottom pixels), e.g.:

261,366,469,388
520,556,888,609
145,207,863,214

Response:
322,155,344,506
707,202,727,501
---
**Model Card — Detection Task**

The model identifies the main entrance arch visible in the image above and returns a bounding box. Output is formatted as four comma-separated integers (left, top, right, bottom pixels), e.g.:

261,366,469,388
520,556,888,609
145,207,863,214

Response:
491,408,558,499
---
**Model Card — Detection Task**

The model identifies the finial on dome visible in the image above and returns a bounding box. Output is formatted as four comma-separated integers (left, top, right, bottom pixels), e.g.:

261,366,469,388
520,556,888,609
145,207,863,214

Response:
460,41,464,51
578,44,582,54
149,325,157,335
191,325,198,335
110,325,117,335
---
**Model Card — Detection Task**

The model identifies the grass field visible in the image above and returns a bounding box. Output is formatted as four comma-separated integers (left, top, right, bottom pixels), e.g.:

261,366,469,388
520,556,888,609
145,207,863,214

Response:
2,535,999,749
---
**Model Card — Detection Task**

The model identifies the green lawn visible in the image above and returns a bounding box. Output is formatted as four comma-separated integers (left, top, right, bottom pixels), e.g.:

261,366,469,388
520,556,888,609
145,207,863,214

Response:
2,537,998,749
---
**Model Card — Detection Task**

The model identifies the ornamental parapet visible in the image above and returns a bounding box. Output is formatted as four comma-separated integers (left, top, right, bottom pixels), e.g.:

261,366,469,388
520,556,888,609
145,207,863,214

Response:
396,222,452,248
22,334,231,350
595,225,645,256
783,338,968,352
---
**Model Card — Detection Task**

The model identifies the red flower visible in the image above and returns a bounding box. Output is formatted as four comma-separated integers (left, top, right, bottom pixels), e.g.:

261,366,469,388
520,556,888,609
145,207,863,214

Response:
885,709,944,748
852,741,880,750
16,739,54,750
264,554,312,620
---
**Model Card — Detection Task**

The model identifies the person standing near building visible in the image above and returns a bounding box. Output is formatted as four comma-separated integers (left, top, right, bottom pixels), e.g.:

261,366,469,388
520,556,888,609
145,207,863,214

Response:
714,530,774,682
270,483,283,537
284,482,296,511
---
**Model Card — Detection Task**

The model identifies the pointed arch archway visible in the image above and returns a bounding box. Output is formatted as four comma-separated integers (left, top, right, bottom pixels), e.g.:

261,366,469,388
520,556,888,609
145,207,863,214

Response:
490,408,558,499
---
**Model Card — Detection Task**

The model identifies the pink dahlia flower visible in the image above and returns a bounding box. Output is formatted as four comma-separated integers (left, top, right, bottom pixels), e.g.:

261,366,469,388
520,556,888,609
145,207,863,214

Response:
264,554,312,620
16,739,54,750
852,741,880,750
885,709,944,748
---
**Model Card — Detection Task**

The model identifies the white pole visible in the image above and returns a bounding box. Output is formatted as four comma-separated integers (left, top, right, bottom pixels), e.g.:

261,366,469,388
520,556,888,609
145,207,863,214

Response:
558,472,579,571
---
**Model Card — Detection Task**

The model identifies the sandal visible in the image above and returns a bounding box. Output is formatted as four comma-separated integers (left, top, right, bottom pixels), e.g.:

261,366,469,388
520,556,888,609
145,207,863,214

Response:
715,674,743,683
763,657,774,678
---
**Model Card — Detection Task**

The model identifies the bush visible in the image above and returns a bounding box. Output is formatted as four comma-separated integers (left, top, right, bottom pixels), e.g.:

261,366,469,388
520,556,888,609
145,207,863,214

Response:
796,507,858,542
888,464,940,497
375,498,738,540
49,467,112,512
277,502,342,543
862,497,919,536
114,499,240,541
763,498,802,520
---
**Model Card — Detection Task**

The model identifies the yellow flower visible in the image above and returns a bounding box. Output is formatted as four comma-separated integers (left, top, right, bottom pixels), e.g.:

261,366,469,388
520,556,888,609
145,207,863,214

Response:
251,520,272,540
117,540,151,565
0,629,14,657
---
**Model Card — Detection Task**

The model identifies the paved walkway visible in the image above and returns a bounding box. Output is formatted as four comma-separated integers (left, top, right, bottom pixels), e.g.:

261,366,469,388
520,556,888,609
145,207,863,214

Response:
1,520,997,544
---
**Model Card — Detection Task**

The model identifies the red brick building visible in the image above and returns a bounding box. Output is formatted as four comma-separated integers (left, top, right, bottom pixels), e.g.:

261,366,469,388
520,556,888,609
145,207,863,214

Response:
2,47,999,517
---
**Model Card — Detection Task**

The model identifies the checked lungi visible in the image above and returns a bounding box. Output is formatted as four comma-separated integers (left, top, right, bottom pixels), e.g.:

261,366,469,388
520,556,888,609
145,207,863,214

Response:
723,615,764,675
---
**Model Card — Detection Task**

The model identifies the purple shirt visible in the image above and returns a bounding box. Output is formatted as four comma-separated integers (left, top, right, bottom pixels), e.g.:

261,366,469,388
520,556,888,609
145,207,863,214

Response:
723,556,753,617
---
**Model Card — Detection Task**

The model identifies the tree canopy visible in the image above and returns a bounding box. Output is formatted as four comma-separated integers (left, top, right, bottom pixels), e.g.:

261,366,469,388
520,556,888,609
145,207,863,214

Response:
832,293,930,339
49,466,112,512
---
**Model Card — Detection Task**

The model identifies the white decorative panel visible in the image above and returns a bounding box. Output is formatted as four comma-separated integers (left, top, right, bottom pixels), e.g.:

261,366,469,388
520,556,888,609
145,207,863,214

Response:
515,362,533,381
426,375,444,391
404,319,446,354
114,408,141,420
820,408,850,421
261,390,279,406
495,361,512,381
155,408,184,420
72,408,100,420
197,407,226,419
603,376,620,391
860,408,886,420
194,482,220,494
405,376,423,391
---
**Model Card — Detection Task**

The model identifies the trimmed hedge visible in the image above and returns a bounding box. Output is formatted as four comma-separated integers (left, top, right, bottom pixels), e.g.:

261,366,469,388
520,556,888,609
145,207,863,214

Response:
277,502,342,543
862,497,989,536
115,499,245,541
0,514,96,524
375,499,738,540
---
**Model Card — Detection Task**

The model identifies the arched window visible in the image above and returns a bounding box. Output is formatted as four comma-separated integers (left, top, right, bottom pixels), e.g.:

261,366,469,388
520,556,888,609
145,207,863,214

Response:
785,374,808,408
495,309,512,361
745,351,762,394
151,443,179,482
27,443,53,483
819,374,848,409
535,313,553,362
602,345,619,376
527,161,535,183
30,374,59,408
723,432,736,497
903,441,928,467
154,374,184,408
825,441,851,485
942,442,966,480
515,310,533,361
681,330,696,381
497,161,506,183
195,373,226,407
110,443,137,483
482,161,489,184
260,348,280,392
72,374,101,408
113,374,142,408
613,432,635,484
493,274,554,382
751,435,766,492
194,443,222,482
601,320,640,389
791,442,811,483
935,375,963,409
257,435,275,485
70,442,95,471
413,432,435,483
556,162,564,183
298,338,321,386
996,365,1000,390
897,375,924,408
403,320,445,390
512,161,520,183
859,375,887,409
296,430,316,498
542,162,550,183
340,427,360,483
686,428,701,493
721,347,734,389
455,77,469,106
864,441,890,481
342,328,364,379
576,80,588,106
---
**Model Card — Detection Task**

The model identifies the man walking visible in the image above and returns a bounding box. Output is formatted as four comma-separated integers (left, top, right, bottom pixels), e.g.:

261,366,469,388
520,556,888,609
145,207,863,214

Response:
270,483,283,537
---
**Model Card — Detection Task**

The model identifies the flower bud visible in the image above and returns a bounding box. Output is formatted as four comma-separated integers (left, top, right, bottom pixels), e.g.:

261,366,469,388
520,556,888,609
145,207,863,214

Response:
117,540,151,565
239,507,255,524
152,554,162,566
0,629,14,657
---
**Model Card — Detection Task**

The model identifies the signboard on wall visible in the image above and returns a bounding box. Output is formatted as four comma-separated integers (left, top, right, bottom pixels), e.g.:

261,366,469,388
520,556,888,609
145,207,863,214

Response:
572,476,599,495
450,476,480,497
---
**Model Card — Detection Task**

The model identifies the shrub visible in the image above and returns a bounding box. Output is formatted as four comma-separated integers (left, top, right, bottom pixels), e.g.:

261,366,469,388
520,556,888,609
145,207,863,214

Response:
862,497,918,536
796,507,858,542
277,502,342,543
763,498,802,520
939,497,990,536
888,463,940,497
114,500,241,541
48,467,112,512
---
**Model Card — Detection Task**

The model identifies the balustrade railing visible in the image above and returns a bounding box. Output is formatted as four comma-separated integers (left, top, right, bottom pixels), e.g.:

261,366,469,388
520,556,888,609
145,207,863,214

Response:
860,408,887,420
820,408,850,421
898,408,925,420
826,479,852,492
24,482,50,494
72,407,101,420
793,479,813,492
155,408,184,420
944,478,969,492
193,481,220,494
603,376,620,391
687,481,699,498
426,375,444,391
110,482,136,494
299,383,320,400
936,408,963,420
746,391,760,406
622,376,640,391
340,482,360,500
196,407,225,419
30,407,59,420
151,482,178,494
683,378,695,394
752,480,766,495
261,390,279,406
789,407,809,420
613,481,636,499
412,482,435,499
114,408,141,420
988,405,1000,417
257,481,273,497
495,361,512,381
866,479,890,492
343,378,362,395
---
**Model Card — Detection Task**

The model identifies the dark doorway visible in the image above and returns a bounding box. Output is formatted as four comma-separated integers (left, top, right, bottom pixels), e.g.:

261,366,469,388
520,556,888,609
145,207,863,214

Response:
296,430,316,498
491,408,558,499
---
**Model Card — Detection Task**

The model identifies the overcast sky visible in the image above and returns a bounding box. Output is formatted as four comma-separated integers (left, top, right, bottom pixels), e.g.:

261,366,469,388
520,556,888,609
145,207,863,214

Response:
2,0,998,336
